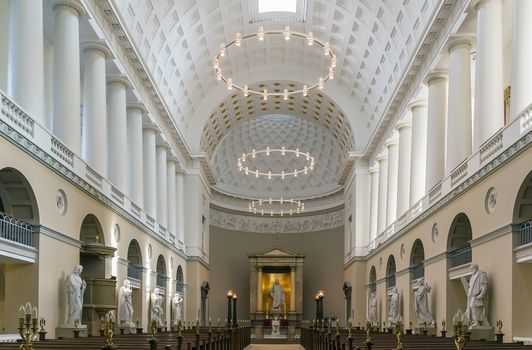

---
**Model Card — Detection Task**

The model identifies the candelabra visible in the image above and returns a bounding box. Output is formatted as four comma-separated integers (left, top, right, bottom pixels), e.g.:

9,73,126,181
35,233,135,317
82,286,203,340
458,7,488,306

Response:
495,320,505,342
441,321,447,338
364,321,374,350
453,321,466,350
18,302,38,350
148,319,158,350
395,321,404,350
102,312,117,350
38,317,47,341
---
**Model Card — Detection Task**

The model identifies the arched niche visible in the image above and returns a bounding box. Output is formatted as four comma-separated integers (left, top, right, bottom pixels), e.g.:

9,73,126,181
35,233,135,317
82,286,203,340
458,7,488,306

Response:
176,265,184,294
0,167,39,224
127,239,143,282
156,255,167,290
386,255,396,288
410,239,425,280
79,214,115,278
447,213,472,268
514,170,532,224
369,265,377,293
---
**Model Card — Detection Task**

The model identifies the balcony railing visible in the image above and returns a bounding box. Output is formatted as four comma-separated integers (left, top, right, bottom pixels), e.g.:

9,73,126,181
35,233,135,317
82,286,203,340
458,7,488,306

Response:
410,263,425,280
0,211,33,247
156,273,167,288
518,220,532,247
386,275,396,288
368,282,376,294
447,245,472,268
127,264,142,281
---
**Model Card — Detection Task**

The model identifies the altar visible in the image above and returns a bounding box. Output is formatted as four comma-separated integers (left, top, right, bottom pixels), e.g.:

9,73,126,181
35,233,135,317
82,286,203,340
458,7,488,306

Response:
248,247,305,324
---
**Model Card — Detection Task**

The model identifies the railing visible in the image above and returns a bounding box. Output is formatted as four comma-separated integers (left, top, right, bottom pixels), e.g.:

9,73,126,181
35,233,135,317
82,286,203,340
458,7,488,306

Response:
447,245,472,268
386,275,396,288
410,263,425,280
368,282,376,294
518,220,532,246
176,281,185,294
0,211,33,247
127,264,142,281
156,273,166,288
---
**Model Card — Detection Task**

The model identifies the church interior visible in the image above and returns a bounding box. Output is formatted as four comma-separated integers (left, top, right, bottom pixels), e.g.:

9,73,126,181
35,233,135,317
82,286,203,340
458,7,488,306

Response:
0,0,531,349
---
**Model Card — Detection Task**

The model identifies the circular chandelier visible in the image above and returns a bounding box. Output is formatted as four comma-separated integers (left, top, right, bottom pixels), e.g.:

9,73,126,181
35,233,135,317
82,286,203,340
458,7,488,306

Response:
237,147,315,179
214,26,336,99
249,198,305,216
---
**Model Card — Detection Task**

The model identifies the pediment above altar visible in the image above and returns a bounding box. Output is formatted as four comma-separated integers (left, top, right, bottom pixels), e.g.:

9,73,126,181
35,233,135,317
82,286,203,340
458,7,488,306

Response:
249,247,305,259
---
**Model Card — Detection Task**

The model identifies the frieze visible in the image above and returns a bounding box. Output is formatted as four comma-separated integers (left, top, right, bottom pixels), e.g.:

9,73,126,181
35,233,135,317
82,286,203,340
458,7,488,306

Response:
210,208,344,233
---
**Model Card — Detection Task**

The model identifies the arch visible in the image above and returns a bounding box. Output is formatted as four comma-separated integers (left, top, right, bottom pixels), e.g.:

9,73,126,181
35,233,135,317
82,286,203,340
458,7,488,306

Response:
386,255,396,288
176,265,184,294
156,255,167,289
127,239,142,266
369,265,377,294
80,214,105,245
410,239,425,280
0,167,39,224
513,170,532,223
447,213,472,268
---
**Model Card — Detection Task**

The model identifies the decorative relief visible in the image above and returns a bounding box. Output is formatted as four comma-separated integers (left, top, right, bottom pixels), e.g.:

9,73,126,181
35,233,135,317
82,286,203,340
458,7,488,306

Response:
431,223,439,243
147,244,152,259
485,187,497,214
56,189,68,216
113,224,120,243
400,244,405,259
210,208,344,233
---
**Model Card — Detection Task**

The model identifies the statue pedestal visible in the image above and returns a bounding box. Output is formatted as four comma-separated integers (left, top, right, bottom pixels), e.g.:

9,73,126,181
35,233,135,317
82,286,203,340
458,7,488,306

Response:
415,325,436,336
470,326,494,341
56,324,88,338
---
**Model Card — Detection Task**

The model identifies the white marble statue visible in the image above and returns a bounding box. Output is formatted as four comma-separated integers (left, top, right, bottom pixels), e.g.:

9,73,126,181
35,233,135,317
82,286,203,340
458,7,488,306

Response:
150,288,164,326
413,278,435,325
118,279,134,327
65,265,86,325
368,292,378,325
269,279,286,311
387,286,400,325
172,292,183,324
271,316,281,336
461,263,489,327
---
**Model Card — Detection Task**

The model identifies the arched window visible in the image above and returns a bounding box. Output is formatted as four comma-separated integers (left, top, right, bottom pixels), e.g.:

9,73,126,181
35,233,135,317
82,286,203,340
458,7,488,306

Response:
156,255,167,289
176,265,184,294
514,170,532,247
410,239,425,280
369,266,377,293
447,213,472,268
127,240,143,282
386,255,396,288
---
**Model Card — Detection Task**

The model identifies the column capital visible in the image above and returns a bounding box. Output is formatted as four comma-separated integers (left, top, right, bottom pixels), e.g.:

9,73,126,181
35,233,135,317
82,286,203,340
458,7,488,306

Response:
471,0,500,12
395,118,412,132
407,98,427,111
156,141,171,150
167,154,179,164
52,0,85,17
423,70,448,86
127,102,147,114
446,36,474,53
376,150,388,162
143,122,159,134
369,164,379,174
107,74,131,89
82,41,112,59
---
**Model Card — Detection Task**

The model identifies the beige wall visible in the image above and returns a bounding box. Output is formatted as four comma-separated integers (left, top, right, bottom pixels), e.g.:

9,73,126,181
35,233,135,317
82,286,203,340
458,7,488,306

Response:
209,226,344,322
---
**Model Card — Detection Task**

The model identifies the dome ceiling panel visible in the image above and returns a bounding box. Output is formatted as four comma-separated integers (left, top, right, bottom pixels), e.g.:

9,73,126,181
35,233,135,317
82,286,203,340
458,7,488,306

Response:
111,0,440,151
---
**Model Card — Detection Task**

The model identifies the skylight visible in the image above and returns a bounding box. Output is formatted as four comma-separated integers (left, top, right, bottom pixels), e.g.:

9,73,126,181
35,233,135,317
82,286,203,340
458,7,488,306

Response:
258,0,297,13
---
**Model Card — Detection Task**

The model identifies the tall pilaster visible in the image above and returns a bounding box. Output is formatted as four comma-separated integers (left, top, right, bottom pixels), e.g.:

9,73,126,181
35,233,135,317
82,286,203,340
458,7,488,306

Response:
107,75,130,192
176,170,185,246
473,0,504,148
395,117,412,217
369,165,379,242
257,267,263,312
446,38,473,174
167,156,178,239
127,103,145,206
425,71,448,191
142,123,158,219
408,99,428,205
156,142,170,230
81,42,110,175
376,151,388,235
385,136,399,227
353,160,370,251
290,267,296,312
510,0,532,119
7,0,44,123
52,0,85,153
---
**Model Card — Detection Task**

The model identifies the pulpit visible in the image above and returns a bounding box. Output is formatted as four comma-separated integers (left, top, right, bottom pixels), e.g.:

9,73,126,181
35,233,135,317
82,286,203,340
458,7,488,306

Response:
248,247,305,322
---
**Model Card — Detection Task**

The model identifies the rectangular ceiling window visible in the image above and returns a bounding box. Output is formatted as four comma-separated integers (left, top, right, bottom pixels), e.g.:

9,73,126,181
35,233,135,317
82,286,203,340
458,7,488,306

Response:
249,0,306,23
258,0,297,13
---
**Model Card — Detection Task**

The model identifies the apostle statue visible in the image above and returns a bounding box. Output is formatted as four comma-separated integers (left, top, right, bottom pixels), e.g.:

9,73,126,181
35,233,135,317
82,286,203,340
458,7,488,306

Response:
269,279,286,311
172,292,183,324
118,279,134,327
65,265,86,325
387,286,400,325
461,263,489,327
150,288,164,326
413,278,435,325
368,292,378,326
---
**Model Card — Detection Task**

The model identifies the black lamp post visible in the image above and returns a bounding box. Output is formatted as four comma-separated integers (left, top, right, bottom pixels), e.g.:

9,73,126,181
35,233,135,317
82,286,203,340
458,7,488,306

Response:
315,295,320,324
317,290,325,321
232,293,238,327
226,290,233,326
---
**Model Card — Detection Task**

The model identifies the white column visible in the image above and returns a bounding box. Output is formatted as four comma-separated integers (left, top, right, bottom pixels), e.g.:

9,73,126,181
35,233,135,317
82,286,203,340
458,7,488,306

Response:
7,0,44,123
81,42,110,175
257,267,263,312
127,103,145,206
424,71,448,191
446,38,473,174
369,165,379,242
52,0,85,153
385,136,399,226
395,117,412,217
143,123,158,219
290,267,296,312
167,156,178,238
107,75,130,192
408,99,428,205
156,142,170,230
176,170,185,246
510,0,532,120
473,0,504,148
376,152,388,234
354,160,370,251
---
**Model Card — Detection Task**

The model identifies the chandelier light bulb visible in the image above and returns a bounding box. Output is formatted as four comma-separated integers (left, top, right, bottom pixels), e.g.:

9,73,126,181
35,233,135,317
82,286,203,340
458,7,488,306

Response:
227,78,233,90
307,32,314,46
332,55,337,67
281,171,285,179
294,170,298,177
319,77,324,89
258,26,265,41
255,171,258,178
284,89,288,100
242,153,246,161
243,85,249,97
220,43,226,57
216,70,222,80
303,85,308,97
269,198,272,204
263,89,268,101
329,67,334,80
304,167,308,174
266,147,270,155
324,42,330,56
296,148,300,157
235,32,242,47
284,26,291,41
281,146,286,155
268,171,272,179
213,58,219,69
245,167,249,175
